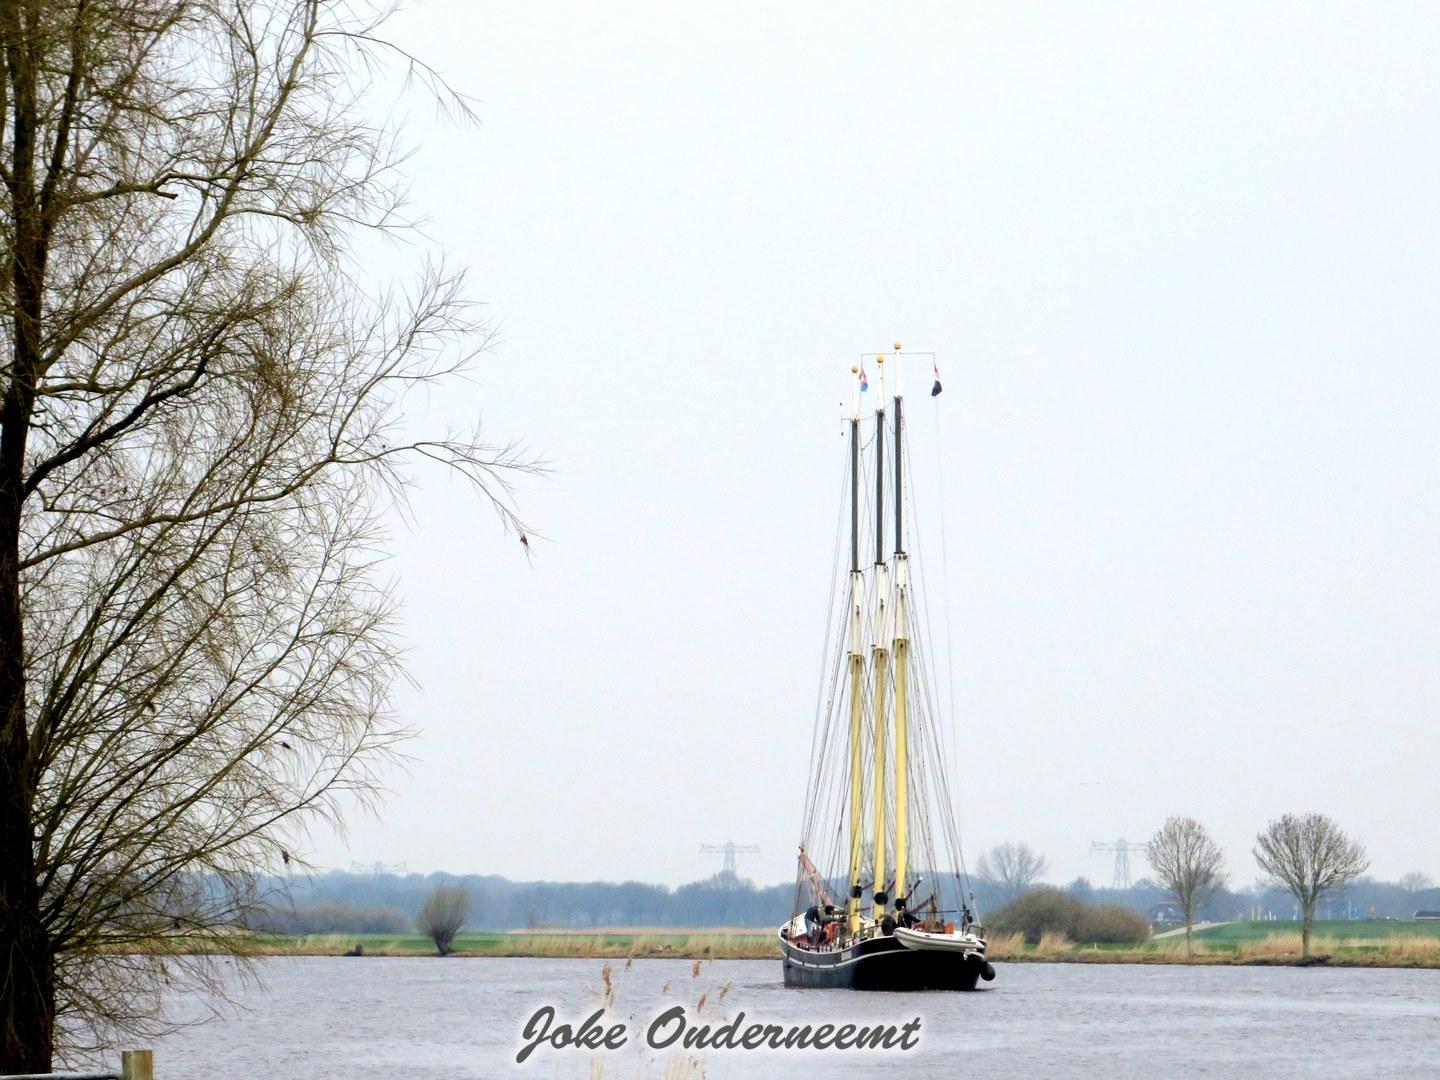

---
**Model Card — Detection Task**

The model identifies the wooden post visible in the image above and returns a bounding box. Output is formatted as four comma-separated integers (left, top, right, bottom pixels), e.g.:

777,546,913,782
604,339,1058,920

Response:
121,1049,153,1080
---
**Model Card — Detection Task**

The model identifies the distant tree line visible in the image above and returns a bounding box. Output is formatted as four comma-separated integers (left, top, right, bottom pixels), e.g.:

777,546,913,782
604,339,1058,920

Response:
247,834,1436,939
977,814,1426,961
250,901,411,936
249,870,799,933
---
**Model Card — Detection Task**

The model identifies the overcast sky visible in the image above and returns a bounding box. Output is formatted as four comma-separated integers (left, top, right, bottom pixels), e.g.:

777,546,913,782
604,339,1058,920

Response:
309,1,1440,894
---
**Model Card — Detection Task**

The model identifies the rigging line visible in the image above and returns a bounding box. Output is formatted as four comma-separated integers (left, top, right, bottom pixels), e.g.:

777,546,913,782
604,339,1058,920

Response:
799,644,848,908
904,432,974,889
910,584,970,885
931,390,962,841
813,667,853,842
814,507,875,858
908,570,954,883
904,435,954,807
810,576,872,879
803,640,847,848
798,452,850,847
905,439,949,785
914,662,950,877
907,601,951,879
801,639,847,850
913,396,972,891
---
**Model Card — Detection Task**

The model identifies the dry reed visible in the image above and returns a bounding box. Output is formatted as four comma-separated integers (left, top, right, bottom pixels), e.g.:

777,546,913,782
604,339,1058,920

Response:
983,932,1025,960
1234,933,1305,961
1377,935,1440,962
1033,931,1073,957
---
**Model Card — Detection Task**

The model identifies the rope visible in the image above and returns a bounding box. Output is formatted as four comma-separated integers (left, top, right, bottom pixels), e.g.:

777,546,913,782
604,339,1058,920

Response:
929,392,975,904
932,394,962,841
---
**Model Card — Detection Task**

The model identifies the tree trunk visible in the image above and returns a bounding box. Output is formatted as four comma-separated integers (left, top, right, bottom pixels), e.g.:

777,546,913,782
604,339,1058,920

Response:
0,19,52,1058
0,898,53,1073
1185,921,1193,958
0,399,50,1072
1301,909,1312,959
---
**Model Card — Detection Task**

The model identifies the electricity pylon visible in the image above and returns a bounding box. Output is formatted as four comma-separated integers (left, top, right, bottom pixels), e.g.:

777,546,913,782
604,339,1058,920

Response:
350,860,408,876
700,841,760,879
1089,839,1147,890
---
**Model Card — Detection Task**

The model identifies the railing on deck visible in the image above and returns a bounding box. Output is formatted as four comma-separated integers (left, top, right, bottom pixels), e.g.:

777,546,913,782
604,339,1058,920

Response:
1,1048,150,1080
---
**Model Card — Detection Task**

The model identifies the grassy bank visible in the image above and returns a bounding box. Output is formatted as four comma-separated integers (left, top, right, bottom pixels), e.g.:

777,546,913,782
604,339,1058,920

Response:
231,921,1440,968
987,920,1440,968
240,928,778,959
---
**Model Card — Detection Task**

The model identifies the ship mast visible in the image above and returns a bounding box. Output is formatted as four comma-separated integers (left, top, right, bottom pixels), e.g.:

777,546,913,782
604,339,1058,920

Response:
871,356,890,923
891,347,911,918
845,367,865,938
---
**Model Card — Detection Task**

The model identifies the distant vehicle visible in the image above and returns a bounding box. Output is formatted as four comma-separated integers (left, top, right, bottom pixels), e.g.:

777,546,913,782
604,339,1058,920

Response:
1148,903,1184,926
1414,910,1440,921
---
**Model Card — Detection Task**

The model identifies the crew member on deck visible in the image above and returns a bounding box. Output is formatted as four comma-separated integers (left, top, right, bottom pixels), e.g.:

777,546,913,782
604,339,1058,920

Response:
804,903,840,945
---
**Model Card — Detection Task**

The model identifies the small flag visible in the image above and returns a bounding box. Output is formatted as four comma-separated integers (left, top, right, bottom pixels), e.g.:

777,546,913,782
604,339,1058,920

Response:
931,361,942,397
859,365,869,392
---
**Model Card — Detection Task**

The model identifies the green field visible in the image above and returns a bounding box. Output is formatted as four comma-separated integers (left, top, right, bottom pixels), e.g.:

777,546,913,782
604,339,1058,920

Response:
1190,920,1440,945
1004,920,1440,967
248,929,778,959
230,921,1440,967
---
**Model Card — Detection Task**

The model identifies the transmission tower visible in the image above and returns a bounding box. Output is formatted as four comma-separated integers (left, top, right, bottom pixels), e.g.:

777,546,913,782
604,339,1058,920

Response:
1089,839,1147,890
350,860,408,877
699,841,759,879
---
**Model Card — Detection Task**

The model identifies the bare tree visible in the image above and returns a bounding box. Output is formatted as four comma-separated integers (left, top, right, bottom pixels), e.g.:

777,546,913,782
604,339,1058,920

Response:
1146,816,1227,957
417,884,473,957
1398,871,1433,896
0,3,534,1069
1253,813,1368,959
976,842,1048,904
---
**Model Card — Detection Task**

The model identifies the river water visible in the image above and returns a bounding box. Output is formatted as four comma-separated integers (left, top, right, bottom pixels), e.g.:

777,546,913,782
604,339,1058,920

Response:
90,956,1439,1078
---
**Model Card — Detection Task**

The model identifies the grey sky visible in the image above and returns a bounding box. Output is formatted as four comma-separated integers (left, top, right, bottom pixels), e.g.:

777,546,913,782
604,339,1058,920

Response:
310,2,1440,893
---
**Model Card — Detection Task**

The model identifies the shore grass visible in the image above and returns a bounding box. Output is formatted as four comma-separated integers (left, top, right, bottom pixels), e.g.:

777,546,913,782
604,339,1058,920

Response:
239,928,779,959
1004,921,1440,968
220,921,1440,968
1193,919,1440,945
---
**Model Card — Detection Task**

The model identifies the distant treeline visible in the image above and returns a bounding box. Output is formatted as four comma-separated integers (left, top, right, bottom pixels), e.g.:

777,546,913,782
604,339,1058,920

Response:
249,870,797,933
1020,876,1440,925
247,869,1440,935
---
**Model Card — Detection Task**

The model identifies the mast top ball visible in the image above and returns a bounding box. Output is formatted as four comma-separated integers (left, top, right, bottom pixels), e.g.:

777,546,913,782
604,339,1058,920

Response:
893,340,903,351
877,355,884,365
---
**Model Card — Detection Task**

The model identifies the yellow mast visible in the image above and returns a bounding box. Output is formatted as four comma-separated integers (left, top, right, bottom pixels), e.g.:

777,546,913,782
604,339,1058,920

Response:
845,368,864,938
891,348,910,915
871,355,889,923
871,609,889,922
846,622,864,936
893,621,909,913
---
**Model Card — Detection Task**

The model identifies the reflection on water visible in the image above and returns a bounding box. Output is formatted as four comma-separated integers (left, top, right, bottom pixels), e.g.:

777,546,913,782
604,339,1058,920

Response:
80,956,1440,1077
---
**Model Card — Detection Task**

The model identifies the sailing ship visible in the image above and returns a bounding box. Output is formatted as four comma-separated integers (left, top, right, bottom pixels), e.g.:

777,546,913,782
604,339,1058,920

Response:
779,347,996,991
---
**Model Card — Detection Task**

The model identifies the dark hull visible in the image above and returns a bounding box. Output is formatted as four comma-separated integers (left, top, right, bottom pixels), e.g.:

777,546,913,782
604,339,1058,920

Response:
780,934,985,991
